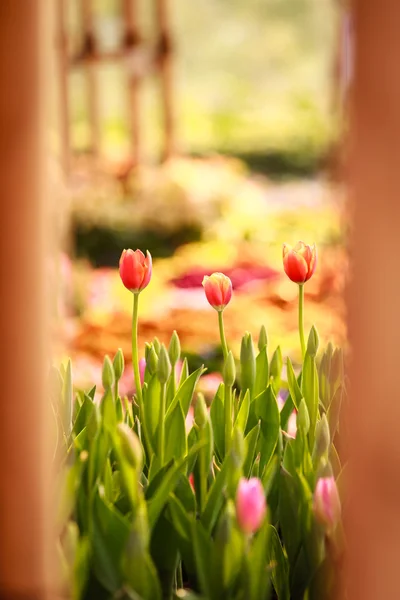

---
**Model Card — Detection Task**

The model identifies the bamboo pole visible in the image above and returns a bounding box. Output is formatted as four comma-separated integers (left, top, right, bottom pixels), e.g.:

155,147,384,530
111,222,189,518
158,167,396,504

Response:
55,0,70,177
82,0,100,158
345,0,400,598
0,0,53,596
123,0,141,168
155,0,175,162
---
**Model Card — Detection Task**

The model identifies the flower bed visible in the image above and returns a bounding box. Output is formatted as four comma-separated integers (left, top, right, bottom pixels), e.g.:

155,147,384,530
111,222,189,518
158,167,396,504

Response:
54,242,345,600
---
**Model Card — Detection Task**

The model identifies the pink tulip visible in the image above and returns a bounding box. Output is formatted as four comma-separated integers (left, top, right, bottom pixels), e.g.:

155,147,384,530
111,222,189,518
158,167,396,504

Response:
282,242,317,284
139,358,146,387
313,476,341,531
286,411,297,439
202,272,232,311
119,249,152,293
236,477,266,534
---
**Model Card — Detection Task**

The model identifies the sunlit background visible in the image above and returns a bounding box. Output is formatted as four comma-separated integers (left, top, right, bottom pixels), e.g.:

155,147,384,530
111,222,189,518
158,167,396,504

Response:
51,0,347,395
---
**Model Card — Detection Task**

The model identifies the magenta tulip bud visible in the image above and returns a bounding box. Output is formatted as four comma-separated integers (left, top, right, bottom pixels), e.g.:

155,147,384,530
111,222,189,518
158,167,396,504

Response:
236,477,266,534
313,476,341,532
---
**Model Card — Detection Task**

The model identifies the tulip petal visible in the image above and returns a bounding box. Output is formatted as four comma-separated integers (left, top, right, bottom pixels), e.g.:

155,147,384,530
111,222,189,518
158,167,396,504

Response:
283,250,308,283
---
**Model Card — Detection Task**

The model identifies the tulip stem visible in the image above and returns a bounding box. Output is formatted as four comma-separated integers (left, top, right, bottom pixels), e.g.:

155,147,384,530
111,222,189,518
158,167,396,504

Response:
132,293,143,407
132,293,152,459
218,310,229,361
158,382,167,465
224,383,232,455
298,284,306,360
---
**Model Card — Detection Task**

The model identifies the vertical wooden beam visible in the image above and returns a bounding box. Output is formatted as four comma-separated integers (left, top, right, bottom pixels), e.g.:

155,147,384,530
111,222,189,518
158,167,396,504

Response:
123,0,141,168
0,0,52,596
155,0,175,162
56,0,70,177
82,0,101,157
346,0,400,598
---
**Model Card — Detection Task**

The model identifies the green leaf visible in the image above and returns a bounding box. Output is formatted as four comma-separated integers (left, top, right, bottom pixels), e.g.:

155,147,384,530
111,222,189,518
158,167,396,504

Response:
62,359,73,436
270,346,283,394
147,442,206,529
164,401,187,463
73,395,94,437
100,390,117,433
287,357,302,410
255,386,280,473
301,353,319,448
192,520,214,599
201,455,231,533
262,454,279,497
234,389,250,433
246,519,271,600
243,422,260,478
327,386,343,440
210,383,225,461
267,525,290,600
143,375,162,450
255,346,269,397
167,494,197,575
279,468,301,564
92,492,130,593
166,366,204,418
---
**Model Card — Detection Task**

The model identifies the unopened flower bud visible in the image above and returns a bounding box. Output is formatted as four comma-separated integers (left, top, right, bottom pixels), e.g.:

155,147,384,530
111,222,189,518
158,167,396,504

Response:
113,348,125,381
297,398,310,434
157,344,172,384
282,241,317,284
307,325,320,357
119,249,152,293
258,325,268,352
153,337,161,355
223,351,236,387
202,272,232,311
169,330,181,366
102,355,115,390
194,394,208,429
240,332,256,393
236,477,266,534
117,423,143,470
147,346,159,375
314,413,330,458
313,476,341,532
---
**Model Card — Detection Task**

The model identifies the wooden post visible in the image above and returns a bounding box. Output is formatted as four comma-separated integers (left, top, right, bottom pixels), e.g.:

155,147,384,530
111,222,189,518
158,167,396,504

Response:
345,0,400,598
0,0,53,596
82,0,101,158
55,0,70,177
123,0,141,168
155,0,175,162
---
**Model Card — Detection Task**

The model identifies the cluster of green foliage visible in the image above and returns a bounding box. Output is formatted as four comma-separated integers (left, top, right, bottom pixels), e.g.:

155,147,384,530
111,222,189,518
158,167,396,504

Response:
53,325,345,600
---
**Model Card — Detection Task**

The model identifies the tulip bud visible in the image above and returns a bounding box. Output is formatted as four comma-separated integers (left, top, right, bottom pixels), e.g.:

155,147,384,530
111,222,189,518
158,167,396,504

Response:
236,477,267,534
144,342,152,363
102,355,115,390
117,423,143,470
202,272,232,311
297,398,310,434
282,241,317,284
307,325,320,357
119,249,152,293
147,345,159,375
169,330,181,366
258,325,268,352
113,348,125,381
331,348,344,387
314,413,330,458
153,337,161,355
313,476,341,532
223,351,236,387
240,332,256,393
194,394,208,429
157,344,172,384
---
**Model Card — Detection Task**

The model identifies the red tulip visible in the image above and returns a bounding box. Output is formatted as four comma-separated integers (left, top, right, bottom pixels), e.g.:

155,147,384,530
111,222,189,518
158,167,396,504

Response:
119,249,152,293
236,477,266,534
283,242,317,284
202,272,232,311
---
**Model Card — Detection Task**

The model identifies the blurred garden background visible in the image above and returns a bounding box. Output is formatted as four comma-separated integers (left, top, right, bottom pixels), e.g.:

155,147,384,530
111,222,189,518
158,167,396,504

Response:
53,0,347,395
